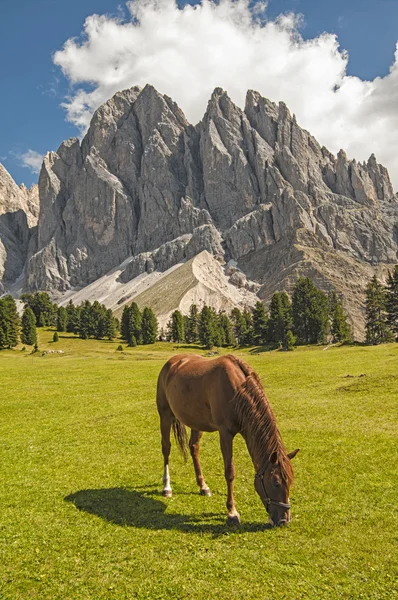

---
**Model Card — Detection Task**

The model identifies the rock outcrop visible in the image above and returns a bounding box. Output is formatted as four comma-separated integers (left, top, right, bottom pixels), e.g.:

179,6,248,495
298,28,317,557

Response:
1,84,397,337
0,164,38,293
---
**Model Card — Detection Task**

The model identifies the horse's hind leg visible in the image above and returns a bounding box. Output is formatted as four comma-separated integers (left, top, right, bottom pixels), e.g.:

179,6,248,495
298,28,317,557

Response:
189,430,211,497
159,411,173,498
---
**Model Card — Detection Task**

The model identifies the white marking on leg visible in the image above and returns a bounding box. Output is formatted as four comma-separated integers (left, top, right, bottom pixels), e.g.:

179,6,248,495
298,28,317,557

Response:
163,465,172,494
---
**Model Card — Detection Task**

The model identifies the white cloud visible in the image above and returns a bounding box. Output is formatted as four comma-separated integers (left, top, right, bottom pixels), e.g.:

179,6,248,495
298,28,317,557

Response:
19,150,44,174
53,0,398,189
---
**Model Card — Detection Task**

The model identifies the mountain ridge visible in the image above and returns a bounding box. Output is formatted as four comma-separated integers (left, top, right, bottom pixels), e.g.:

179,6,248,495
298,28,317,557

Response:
1,84,397,337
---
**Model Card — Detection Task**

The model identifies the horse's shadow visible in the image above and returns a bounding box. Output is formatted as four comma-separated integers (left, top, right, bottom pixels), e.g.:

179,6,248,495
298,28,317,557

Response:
65,488,272,536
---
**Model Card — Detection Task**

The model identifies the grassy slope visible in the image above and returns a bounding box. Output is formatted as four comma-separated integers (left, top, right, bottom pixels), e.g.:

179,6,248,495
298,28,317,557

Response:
0,331,397,599
114,259,197,319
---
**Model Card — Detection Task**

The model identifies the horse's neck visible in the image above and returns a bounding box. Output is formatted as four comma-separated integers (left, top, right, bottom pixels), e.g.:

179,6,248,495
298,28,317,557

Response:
240,430,270,473
233,372,282,473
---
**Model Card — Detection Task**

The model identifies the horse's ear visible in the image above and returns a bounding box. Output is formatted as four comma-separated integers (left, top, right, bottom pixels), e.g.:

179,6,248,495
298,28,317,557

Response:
270,451,278,464
288,448,300,460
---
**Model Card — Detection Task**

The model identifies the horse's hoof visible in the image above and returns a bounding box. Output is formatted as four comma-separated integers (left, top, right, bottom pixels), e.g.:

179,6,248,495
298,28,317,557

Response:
162,489,172,498
200,487,212,497
227,514,241,526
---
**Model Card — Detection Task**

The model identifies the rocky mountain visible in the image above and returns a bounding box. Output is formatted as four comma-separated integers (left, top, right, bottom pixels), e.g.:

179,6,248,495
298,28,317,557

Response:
0,164,38,294
1,84,398,337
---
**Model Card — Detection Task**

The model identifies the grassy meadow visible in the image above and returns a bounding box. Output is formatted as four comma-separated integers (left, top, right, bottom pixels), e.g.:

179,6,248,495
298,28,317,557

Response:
0,329,397,599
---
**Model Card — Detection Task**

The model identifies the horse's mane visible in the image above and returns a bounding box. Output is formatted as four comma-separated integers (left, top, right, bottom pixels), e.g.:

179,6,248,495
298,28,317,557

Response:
229,356,293,485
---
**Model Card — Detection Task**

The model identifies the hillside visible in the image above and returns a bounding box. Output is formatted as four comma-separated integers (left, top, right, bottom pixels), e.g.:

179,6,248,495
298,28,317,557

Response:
60,251,257,329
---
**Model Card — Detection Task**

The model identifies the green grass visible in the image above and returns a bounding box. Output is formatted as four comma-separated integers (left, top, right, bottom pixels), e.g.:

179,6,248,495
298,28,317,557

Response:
0,331,397,599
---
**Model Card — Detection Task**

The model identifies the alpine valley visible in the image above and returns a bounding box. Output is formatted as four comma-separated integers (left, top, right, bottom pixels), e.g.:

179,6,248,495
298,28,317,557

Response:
1,85,398,336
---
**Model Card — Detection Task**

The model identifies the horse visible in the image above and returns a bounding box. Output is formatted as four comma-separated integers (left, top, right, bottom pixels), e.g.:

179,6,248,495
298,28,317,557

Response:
156,353,299,526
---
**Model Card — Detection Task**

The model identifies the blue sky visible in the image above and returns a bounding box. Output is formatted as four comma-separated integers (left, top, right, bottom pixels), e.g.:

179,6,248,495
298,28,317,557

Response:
1,0,398,188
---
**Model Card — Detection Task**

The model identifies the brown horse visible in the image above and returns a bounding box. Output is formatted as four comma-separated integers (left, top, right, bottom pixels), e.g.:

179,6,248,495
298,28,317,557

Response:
156,353,299,526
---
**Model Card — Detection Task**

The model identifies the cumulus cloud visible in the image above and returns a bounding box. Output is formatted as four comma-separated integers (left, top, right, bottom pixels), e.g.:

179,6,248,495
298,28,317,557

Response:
19,150,45,174
53,0,398,188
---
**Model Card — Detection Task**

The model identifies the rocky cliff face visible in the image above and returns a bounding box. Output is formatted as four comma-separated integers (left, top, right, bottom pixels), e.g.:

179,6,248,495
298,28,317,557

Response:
0,164,38,293
1,84,397,336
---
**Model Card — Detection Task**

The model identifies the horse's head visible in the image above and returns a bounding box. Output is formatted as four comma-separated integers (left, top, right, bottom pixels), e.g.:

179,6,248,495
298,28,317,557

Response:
254,448,299,526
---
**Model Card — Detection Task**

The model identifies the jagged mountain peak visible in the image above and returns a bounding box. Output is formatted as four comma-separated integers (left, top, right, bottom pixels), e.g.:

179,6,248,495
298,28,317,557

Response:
1,85,397,337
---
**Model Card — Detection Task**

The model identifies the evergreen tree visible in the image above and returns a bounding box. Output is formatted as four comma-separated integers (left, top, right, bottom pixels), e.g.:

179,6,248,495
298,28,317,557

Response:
231,308,246,346
386,265,398,341
78,301,92,339
66,301,80,334
90,301,105,339
285,329,296,351
57,306,68,332
128,303,142,345
218,311,234,346
292,278,329,344
329,291,352,343
141,307,158,344
21,307,37,346
268,292,295,349
198,305,218,349
186,304,199,343
242,308,254,345
121,305,131,341
268,293,285,346
252,301,268,345
53,331,59,342
183,315,190,343
171,310,184,343
102,309,117,340
21,292,56,327
365,275,393,344
0,295,20,349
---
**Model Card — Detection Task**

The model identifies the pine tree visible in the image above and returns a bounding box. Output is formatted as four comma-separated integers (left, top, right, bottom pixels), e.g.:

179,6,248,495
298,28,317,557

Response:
141,307,158,344
198,305,218,349
242,308,254,345
329,291,352,343
267,293,285,346
182,316,190,343
21,307,37,346
252,301,268,345
128,303,142,345
267,292,294,349
285,329,296,351
21,292,56,326
292,277,329,344
66,301,80,334
121,305,131,341
386,265,398,341
57,306,68,332
0,295,20,349
102,309,117,340
218,311,234,346
90,301,105,339
171,310,184,343
231,308,246,346
186,304,199,343
78,301,92,339
53,331,59,342
365,275,393,344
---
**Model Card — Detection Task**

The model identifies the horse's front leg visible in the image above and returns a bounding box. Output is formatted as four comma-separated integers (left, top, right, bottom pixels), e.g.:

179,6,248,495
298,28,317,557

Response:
219,429,240,525
160,412,173,498
189,430,211,496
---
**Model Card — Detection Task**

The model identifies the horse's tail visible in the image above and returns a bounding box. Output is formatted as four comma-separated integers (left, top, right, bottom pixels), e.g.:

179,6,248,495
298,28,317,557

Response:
172,417,189,462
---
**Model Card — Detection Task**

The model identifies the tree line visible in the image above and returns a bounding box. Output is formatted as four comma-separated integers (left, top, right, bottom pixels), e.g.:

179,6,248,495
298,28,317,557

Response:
163,277,352,350
1,266,397,350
